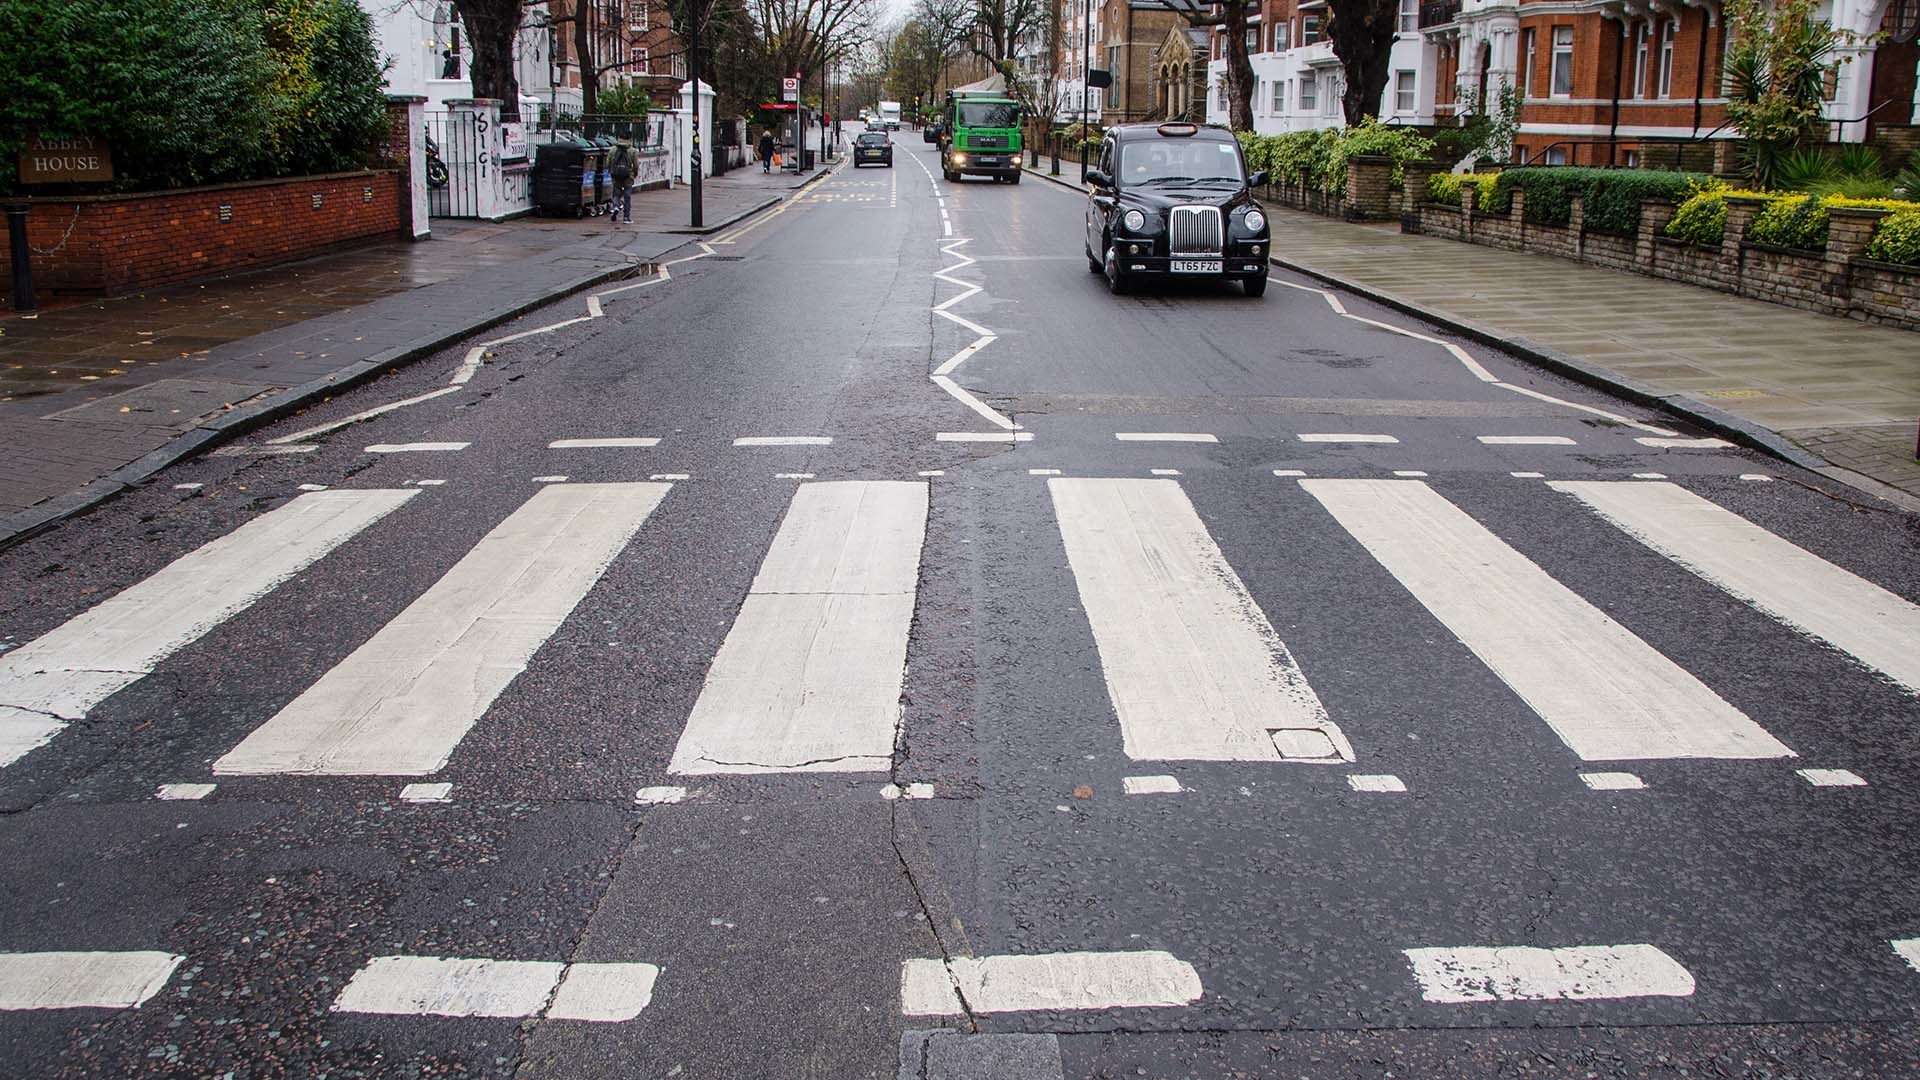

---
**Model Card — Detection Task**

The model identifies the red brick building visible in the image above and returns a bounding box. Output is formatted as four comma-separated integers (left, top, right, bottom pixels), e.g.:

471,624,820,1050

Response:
549,0,687,109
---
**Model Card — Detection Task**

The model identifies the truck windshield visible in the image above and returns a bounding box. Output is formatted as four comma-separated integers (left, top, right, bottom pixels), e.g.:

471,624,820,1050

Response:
1117,139,1244,185
956,102,1020,128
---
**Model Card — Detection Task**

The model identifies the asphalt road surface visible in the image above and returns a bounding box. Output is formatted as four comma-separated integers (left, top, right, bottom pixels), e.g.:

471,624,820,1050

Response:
4,140,1920,1080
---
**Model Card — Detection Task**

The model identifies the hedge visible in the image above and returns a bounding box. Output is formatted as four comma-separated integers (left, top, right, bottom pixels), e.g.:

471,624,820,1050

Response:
1486,166,1710,235
1746,194,1920,251
1237,121,1432,198
1426,171,1500,207
1867,211,1920,265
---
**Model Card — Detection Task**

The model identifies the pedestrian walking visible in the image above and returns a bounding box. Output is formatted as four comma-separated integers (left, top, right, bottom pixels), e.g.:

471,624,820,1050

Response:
607,139,635,224
758,129,775,174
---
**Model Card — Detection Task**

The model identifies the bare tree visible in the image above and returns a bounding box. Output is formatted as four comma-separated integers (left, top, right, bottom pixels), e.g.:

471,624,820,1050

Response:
452,0,530,114
914,0,1047,66
1326,0,1398,125
1158,0,1257,131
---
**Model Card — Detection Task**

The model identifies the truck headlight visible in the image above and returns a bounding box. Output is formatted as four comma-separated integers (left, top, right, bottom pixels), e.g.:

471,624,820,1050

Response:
1123,209,1146,232
1243,209,1267,233
953,153,968,165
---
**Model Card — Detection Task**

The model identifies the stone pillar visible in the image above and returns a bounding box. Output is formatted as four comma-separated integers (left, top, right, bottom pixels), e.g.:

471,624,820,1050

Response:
1510,189,1527,250
1345,154,1393,221
1722,194,1767,297
446,98,504,221
1462,184,1477,243
1825,205,1891,314
677,80,717,179
1401,160,1440,207
1637,197,1675,270
1569,194,1586,260
386,95,429,240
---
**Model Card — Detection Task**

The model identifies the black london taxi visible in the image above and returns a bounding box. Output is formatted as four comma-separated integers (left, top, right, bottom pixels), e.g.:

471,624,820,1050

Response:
853,131,894,168
1083,122,1271,297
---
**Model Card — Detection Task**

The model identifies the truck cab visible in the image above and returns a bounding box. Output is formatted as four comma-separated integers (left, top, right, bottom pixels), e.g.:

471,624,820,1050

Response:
940,92,1023,184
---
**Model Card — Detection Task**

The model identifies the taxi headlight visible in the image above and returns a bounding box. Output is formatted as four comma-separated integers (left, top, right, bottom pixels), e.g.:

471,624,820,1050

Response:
1243,209,1267,233
1123,209,1146,232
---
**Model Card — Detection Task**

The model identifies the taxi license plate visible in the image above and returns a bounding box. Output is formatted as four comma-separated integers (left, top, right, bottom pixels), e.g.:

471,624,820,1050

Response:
1170,259,1222,274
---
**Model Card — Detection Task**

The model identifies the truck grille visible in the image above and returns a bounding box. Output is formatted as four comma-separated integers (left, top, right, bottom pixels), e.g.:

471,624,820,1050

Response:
966,135,1010,150
1168,206,1223,255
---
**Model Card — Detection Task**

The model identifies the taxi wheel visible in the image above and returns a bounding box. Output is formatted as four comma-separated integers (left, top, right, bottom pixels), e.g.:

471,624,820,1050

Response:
1103,244,1130,296
1086,243,1102,274
1243,274,1268,298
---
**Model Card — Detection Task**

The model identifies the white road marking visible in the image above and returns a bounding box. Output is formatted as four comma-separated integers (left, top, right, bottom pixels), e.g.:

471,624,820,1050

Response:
650,473,690,481
931,374,1019,429
399,782,453,803
268,387,463,445
936,431,1034,442
943,219,952,236
1799,768,1866,787
450,347,486,386
1122,775,1185,795
669,481,927,775
298,483,329,491
586,295,604,318
1633,472,1668,479
1050,478,1352,763
1509,471,1545,478
635,785,688,804
1478,435,1576,446
1553,480,1920,696
734,436,833,446
1495,382,1677,436
1151,468,1182,476
1393,470,1428,477
1892,939,1920,972
0,951,183,1011
1272,469,1307,477
0,490,415,768
900,951,1202,1016
1581,771,1646,790
1740,474,1773,482
1299,433,1399,444
775,472,815,479
332,956,657,1022
918,470,946,477
533,475,568,483
1302,479,1793,761
549,437,662,448
212,443,317,457
1404,944,1695,1004
1348,774,1408,792
880,782,936,799
173,483,203,491
215,483,669,775
479,315,594,346
1114,432,1218,443
365,442,468,453
932,335,995,375
155,783,215,800
1636,436,1733,449
1029,468,1062,476
410,478,446,486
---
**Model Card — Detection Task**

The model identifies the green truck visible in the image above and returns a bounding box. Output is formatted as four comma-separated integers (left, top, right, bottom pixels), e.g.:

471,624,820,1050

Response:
939,90,1023,184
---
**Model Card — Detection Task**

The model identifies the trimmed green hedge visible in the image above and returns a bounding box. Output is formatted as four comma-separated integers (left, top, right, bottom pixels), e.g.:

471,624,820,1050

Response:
1426,171,1500,207
1238,121,1432,198
1486,166,1711,236
1867,211,1920,265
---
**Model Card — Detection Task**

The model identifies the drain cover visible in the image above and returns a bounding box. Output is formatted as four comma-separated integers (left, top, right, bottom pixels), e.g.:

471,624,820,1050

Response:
1269,728,1342,762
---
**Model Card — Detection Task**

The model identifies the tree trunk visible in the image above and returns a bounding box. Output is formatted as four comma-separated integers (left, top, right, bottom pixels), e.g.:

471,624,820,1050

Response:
1328,0,1397,125
454,0,524,118
575,0,597,113
1222,1,1256,131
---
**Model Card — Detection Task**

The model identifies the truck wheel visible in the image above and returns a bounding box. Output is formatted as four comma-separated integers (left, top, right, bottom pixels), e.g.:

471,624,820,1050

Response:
1009,172,1021,184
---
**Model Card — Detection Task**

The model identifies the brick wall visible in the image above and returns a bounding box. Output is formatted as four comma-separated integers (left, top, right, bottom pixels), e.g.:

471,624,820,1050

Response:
2,170,403,299
1405,188,1920,331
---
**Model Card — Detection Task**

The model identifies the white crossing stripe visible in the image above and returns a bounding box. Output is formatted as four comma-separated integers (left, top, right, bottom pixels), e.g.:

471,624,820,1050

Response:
216,483,669,775
1114,433,1218,443
332,956,657,1021
1123,775,1184,795
156,783,216,801
1299,433,1398,444
399,782,453,803
635,785,688,804
0,490,416,768
1552,481,1920,696
1478,435,1576,445
1302,480,1792,761
0,951,183,1010
1404,944,1695,1003
668,481,927,774
734,436,833,446
365,442,469,453
1581,771,1645,790
1050,479,1351,763
548,437,661,448
1799,768,1866,787
1348,774,1407,792
1893,939,1920,972
900,951,1202,1015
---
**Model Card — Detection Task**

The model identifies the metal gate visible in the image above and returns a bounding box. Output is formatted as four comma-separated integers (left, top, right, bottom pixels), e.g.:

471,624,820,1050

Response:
425,111,484,218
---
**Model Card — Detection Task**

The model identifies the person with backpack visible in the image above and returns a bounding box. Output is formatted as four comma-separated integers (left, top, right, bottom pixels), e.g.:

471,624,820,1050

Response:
607,139,636,225
758,129,775,174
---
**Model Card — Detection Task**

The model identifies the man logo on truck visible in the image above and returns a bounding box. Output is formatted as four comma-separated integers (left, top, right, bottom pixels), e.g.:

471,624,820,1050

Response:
940,92,1023,185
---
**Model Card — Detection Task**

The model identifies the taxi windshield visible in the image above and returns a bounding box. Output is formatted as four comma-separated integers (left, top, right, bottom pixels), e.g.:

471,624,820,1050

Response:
1117,139,1245,186
956,102,1020,128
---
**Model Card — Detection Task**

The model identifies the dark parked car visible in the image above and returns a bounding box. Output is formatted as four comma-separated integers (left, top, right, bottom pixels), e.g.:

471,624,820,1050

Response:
922,122,942,144
1083,122,1271,297
853,131,894,168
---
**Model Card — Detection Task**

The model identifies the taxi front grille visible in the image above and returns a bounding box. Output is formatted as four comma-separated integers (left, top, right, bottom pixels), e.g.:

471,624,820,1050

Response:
1169,206,1223,255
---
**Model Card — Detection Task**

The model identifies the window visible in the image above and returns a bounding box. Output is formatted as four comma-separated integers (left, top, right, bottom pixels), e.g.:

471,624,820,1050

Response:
1398,0,1417,33
1520,28,1535,97
1630,23,1647,99
1303,15,1320,45
1274,21,1290,50
1322,74,1342,116
1659,19,1676,97
1395,69,1416,114
1551,26,1573,97
1545,146,1568,164
1299,74,1317,111
1271,78,1284,111
1246,27,1259,53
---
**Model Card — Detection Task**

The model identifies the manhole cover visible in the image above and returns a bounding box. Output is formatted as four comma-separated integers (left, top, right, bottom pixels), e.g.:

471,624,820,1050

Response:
43,378,279,429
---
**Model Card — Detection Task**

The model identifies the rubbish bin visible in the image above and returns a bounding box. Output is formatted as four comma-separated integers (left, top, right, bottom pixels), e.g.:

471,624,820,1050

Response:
532,139,595,217
587,136,616,215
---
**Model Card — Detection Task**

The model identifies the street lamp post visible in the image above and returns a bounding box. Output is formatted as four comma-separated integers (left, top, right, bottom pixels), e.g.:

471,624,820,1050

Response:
689,0,703,228
1081,0,1093,181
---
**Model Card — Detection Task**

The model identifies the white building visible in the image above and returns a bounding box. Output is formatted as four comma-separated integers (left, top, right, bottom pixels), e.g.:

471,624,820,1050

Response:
1205,0,1436,133
1056,0,1108,124
360,0,555,114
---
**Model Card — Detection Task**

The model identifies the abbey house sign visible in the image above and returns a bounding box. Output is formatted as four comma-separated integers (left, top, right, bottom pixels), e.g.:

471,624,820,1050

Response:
19,134,113,185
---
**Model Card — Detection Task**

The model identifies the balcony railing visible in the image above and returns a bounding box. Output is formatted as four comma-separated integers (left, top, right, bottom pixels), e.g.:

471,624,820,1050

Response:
1419,0,1460,27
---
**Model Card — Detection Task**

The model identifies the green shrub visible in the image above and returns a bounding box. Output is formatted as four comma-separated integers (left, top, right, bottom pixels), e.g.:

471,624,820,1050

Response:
1866,210,1920,265
1426,171,1500,207
1666,187,1731,245
1748,193,1828,248
1488,166,1711,235
262,0,391,177
1239,122,1430,197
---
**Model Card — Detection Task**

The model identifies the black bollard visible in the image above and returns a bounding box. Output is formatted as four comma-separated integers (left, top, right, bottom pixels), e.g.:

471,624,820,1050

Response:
5,203,33,314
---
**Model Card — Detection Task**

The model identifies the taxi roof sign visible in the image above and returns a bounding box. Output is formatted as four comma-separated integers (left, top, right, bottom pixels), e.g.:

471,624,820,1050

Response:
1156,122,1199,137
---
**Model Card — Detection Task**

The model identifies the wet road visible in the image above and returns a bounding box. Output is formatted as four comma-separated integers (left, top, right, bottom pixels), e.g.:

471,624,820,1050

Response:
3,138,1920,1079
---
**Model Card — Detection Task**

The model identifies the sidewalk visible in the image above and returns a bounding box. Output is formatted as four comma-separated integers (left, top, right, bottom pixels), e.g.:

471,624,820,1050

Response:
1262,207,1920,506
0,164,813,544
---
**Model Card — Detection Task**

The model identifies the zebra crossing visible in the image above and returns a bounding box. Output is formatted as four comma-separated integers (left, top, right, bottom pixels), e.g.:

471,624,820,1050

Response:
2,472,1916,788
